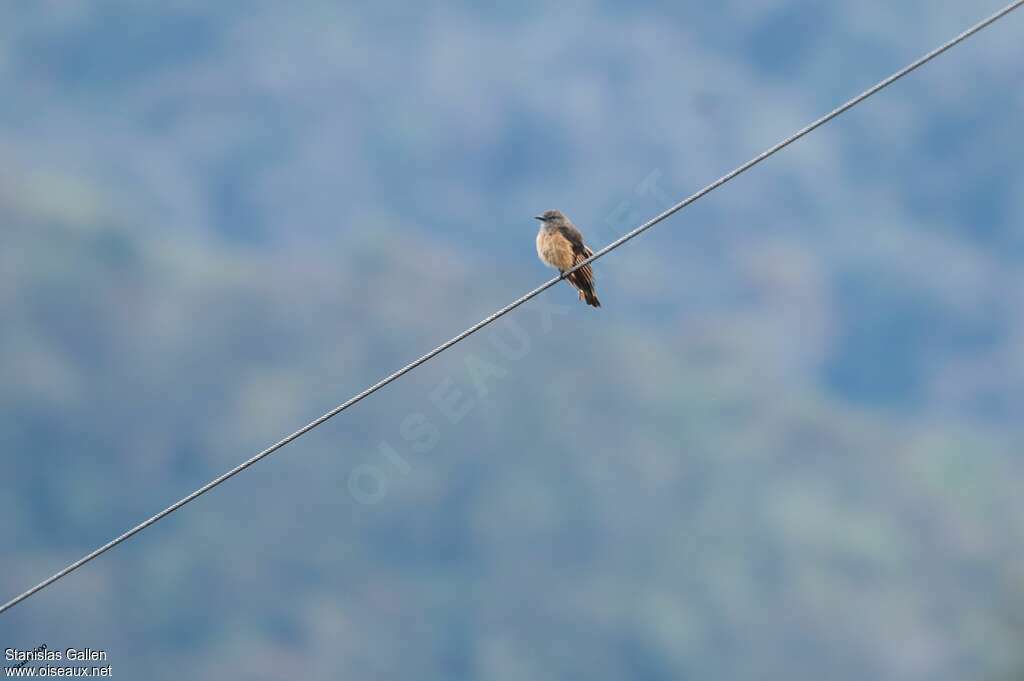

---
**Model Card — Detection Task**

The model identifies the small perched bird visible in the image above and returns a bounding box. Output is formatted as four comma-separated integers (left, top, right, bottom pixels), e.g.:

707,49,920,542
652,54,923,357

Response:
534,209,601,308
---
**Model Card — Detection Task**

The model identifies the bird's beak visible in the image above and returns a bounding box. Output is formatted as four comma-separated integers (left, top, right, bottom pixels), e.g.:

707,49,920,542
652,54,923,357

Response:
534,216,545,221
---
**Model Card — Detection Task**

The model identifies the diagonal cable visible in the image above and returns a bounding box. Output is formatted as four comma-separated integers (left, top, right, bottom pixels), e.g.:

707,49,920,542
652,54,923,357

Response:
3,0,1021,616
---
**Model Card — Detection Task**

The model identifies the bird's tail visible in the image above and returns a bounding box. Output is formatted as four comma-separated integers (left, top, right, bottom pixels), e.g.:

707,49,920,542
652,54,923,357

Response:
578,287,601,308
568,250,601,308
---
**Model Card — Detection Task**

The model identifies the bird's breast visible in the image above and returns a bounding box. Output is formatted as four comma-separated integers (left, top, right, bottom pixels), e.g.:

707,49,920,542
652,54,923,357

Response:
536,227,573,270
536,229,548,263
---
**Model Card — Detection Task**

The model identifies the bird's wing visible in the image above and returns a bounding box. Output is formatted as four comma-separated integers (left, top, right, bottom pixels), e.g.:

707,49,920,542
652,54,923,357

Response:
571,246,596,283
556,223,587,254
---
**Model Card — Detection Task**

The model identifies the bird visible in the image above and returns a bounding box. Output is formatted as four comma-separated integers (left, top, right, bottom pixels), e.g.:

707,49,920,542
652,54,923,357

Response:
534,209,601,308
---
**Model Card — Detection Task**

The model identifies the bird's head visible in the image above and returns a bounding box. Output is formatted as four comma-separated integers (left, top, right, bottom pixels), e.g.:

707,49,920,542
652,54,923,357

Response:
534,209,567,225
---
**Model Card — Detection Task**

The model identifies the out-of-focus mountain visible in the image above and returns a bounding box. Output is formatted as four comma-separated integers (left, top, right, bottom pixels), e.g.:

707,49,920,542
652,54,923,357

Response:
2,2,1023,679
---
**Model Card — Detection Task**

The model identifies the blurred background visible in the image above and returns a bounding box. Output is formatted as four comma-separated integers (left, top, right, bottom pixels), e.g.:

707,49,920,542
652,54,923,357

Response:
2,1,1023,678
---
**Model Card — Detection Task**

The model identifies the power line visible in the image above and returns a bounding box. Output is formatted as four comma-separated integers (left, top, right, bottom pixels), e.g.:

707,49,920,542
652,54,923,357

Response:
3,0,1021,616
